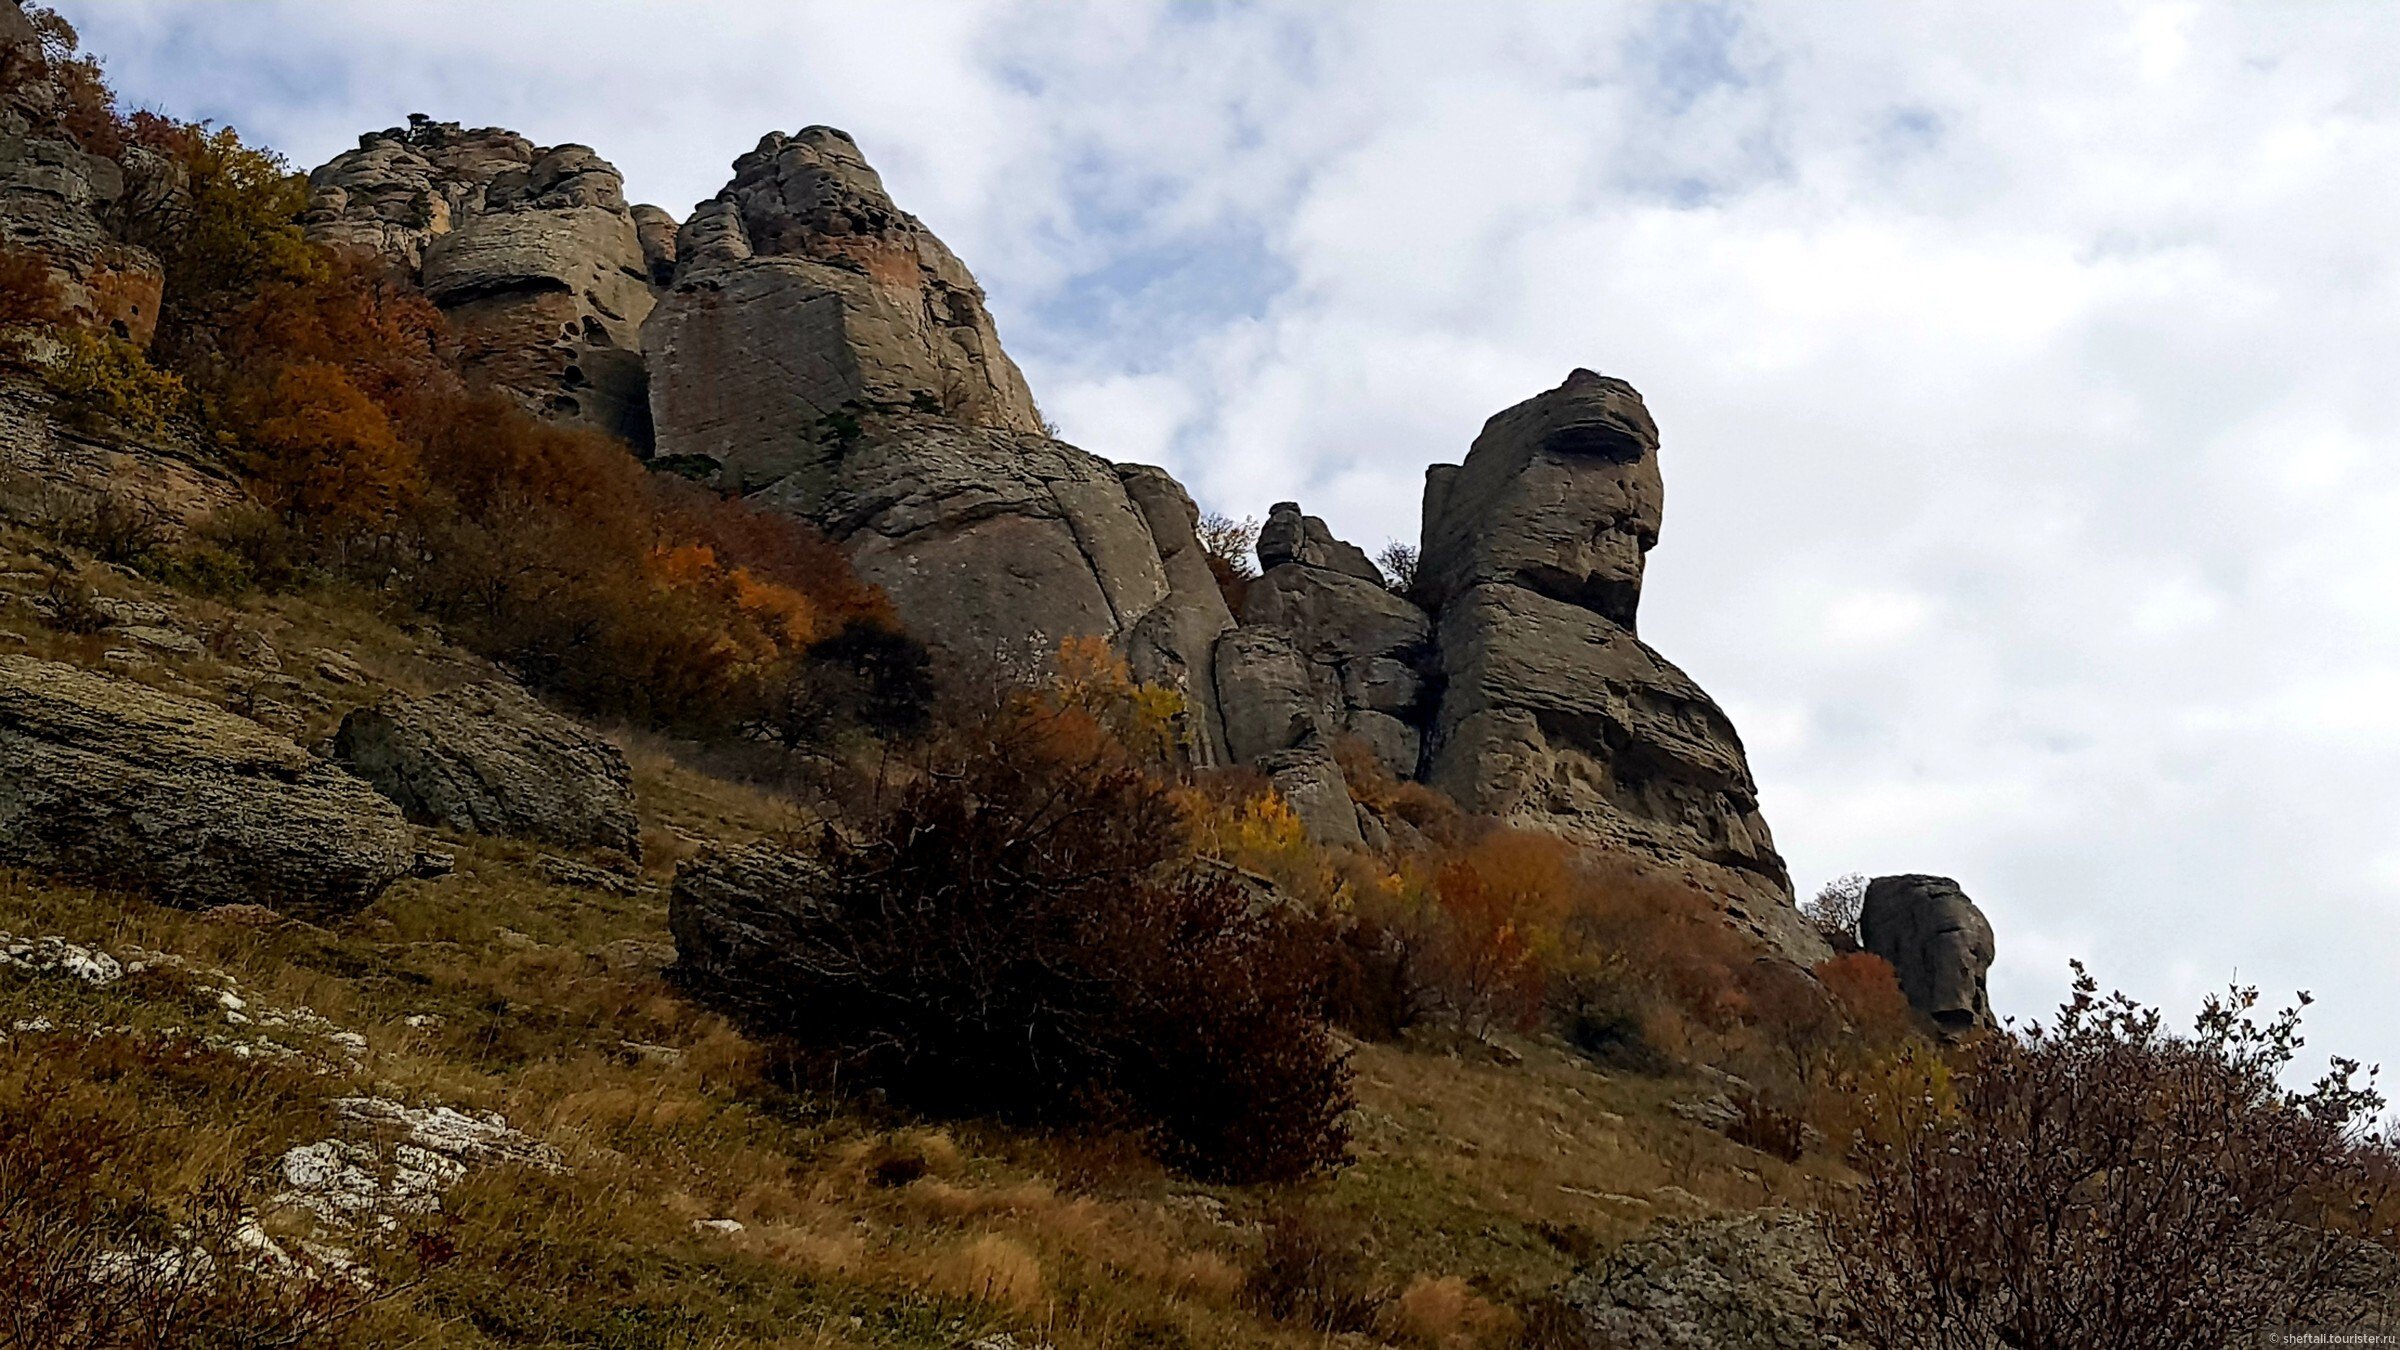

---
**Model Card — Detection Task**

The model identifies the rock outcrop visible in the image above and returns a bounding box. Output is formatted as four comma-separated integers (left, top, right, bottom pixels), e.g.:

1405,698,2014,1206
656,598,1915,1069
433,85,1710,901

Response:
1860,874,1996,1037
666,842,829,1010
1240,503,1434,778
644,125,1043,489
1420,371,1819,962
648,130,1238,760
1559,1212,1859,1350
0,1,163,344
303,117,660,445
333,681,642,858
0,654,422,915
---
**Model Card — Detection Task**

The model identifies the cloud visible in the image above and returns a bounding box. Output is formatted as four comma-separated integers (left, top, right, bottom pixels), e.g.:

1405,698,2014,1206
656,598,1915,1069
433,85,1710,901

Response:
85,0,2400,1079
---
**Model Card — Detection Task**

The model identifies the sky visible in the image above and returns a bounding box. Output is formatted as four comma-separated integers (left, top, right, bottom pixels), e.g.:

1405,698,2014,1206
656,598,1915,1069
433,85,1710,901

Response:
81,1,2400,1085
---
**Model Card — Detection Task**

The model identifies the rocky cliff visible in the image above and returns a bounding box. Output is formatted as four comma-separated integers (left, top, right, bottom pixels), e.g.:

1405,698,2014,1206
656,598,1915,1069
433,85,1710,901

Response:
302,121,1825,962
302,117,662,446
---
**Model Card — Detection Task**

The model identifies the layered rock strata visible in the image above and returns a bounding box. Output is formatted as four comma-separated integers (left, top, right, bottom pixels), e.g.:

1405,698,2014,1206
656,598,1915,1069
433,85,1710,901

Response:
333,681,642,858
0,655,423,915
302,117,661,445
0,1,163,344
1418,371,1819,962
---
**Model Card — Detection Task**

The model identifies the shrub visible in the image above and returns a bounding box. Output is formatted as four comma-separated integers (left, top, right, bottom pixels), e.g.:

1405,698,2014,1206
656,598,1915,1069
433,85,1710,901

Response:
1243,1202,1381,1332
240,359,422,532
1800,871,1866,952
1375,540,1419,595
677,696,1353,1183
1195,510,1258,612
0,245,65,333
1815,951,1916,1047
45,329,189,439
1824,965,2400,1349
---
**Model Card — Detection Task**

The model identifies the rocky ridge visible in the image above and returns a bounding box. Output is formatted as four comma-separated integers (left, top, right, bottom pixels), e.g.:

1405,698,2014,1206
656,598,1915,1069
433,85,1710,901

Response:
300,118,1832,962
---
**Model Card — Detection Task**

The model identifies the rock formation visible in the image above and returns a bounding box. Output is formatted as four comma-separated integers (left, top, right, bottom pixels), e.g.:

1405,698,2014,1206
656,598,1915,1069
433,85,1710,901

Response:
333,681,642,858
1560,1212,1860,1350
667,841,830,1010
645,128,1234,761
1419,371,1819,962
302,117,660,445
0,1,163,344
0,654,423,915
1860,874,1996,1037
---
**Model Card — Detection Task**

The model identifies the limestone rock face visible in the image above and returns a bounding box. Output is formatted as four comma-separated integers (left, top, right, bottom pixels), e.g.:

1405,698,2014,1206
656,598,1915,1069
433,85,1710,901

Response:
1423,372,1820,962
1116,463,1236,765
0,655,422,916
0,2,163,345
302,118,660,445
1860,874,1996,1037
333,681,641,858
645,125,1044,476
1256,500,1384,585
1241,545,1434,778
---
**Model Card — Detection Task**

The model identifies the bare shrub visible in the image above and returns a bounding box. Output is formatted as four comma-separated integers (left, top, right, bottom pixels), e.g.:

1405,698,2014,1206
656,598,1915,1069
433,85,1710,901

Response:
1195,510,1259,612
1799,871,1866,952
1824,965,2400,1349
37,566,110,635
1243,1202,1381,1332
1375,540,1419,596
674,697,1353,1183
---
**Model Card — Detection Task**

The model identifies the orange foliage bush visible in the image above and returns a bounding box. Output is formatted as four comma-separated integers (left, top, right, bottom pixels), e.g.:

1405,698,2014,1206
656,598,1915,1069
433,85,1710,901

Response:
1817,951,1918,1046
241,360,421,530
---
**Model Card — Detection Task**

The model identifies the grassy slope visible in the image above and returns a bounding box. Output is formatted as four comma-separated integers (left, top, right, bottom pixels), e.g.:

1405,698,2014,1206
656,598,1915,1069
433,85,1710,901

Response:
0,527,1829,1349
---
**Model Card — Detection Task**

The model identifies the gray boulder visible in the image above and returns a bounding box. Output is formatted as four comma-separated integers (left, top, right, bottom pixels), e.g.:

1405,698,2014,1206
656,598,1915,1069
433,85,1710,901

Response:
1212,626,1328,765
333,681,641,858
1560,1213,1860,1350
0,655,421,915
1116,463,1237,765
1255,500,1384,584
1860,874,1996,1037
302,119,660,445
1254,740,1365,851
667,841,830,1009
644,125,1045,468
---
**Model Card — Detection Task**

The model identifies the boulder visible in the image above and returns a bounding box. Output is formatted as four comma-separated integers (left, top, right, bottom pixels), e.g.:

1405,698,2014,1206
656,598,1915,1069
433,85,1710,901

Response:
1560,1213,1860,1350
1116,463,1237,764
0,3,163,345
1254,739,1365,851
0,654,421,915
1255,500,1384,584
333,681,641,858
667,841,830,1011
302,118,660,445
1860,874,1996,1037
1422,373,1822,963
1211,626,1327,765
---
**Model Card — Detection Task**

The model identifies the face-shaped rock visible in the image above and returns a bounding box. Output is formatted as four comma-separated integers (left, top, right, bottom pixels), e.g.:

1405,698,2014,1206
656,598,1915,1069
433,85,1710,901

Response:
1417,368,1664,629
1860,875,1996,1036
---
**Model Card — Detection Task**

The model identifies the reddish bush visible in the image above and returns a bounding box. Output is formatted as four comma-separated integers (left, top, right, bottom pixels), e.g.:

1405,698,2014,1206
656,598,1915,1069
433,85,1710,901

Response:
241,359,422,531
675,699,1353,1182
0,246,64,332
1816,951,1917,1046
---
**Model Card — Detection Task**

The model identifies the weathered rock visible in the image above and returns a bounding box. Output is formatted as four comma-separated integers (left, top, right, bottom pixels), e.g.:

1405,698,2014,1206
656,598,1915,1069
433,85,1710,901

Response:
1422,373,1822,963
0,654,421,915
1254,739,1365,851
1211,626,1326,765
0,3,162,344
747,416,1173,674
0,369,247,533
1255,500,1384,584
1860,874,1995,1037
667,841,830,1008
1241,553,1433,777
1559,1212,1860,1350
645,125,1044,474
1420,368,1661,628
302,118,659,445
1116,463,1236,764
333,681,641,858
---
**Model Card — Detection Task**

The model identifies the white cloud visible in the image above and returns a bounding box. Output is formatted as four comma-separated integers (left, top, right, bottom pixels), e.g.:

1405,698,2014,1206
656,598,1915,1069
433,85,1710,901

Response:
81,0,2400,1080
